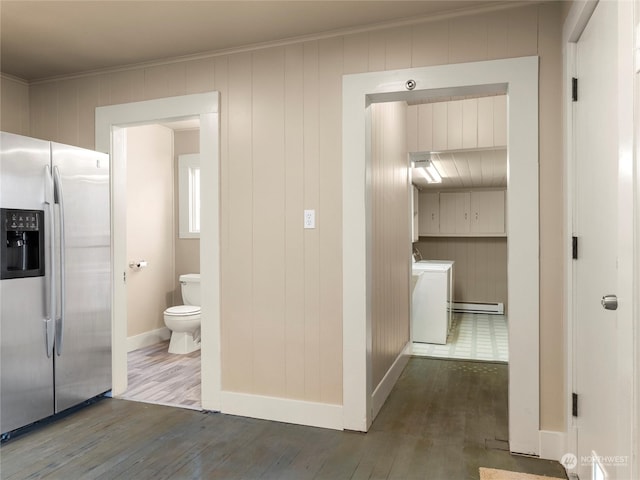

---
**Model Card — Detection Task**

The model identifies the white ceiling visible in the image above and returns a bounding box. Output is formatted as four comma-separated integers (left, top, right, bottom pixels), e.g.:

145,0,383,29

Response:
412,148,507,190
1,0,528,81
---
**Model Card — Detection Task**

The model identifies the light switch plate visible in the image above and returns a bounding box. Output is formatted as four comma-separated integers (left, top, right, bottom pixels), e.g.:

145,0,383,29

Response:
304,209,315,229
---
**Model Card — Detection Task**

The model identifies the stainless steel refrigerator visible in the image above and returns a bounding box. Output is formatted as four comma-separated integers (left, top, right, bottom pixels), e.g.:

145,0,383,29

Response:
0,131,111,435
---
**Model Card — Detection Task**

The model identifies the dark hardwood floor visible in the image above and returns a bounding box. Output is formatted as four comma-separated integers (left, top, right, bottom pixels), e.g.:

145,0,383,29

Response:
0,358,567,480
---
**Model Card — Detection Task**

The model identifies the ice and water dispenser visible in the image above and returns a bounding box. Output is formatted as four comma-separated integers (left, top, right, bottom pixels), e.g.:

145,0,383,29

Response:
0,208,45,279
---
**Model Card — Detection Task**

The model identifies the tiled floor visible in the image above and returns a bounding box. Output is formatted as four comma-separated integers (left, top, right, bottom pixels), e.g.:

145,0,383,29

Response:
412,312,509,363
119,341,201,410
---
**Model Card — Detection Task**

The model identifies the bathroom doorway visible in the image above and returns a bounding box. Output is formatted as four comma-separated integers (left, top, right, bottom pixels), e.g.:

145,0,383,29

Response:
119,120,202,410
95,92,222,413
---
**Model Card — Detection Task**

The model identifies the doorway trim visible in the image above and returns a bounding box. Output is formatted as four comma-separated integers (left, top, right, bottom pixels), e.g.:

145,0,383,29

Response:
342,57,540,455
96,92,221,411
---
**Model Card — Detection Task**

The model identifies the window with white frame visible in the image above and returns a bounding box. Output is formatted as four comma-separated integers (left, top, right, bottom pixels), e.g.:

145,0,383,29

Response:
178,153,200,238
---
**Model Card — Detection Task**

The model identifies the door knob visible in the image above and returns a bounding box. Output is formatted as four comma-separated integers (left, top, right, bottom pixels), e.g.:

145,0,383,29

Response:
601,294,618,311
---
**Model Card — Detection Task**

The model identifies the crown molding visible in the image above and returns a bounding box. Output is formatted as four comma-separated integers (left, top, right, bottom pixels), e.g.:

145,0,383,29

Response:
0,72,29,86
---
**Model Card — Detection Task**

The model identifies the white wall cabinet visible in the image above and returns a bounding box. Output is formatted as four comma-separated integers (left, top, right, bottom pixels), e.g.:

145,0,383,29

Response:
418,192,439,235
470,190,505,234
417,189,506,237
407,95,506,153
439,192,470,234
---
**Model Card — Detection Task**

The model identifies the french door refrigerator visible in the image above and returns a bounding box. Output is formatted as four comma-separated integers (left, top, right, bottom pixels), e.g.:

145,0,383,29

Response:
0,131,111,435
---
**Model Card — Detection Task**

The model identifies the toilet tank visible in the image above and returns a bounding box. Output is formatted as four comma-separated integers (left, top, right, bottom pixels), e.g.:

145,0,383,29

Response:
179,273,200,306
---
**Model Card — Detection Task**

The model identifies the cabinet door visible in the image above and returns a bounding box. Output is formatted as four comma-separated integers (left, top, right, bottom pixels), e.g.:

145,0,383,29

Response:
470,190,505,234
439,192,470,234
418,192,439,235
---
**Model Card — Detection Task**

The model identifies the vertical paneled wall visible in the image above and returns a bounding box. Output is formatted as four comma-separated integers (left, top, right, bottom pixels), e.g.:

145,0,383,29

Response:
415,237,508,311
126,125,175,337
371,102,411,389
0,75,30,136
537,1,566,431
17,2,564,428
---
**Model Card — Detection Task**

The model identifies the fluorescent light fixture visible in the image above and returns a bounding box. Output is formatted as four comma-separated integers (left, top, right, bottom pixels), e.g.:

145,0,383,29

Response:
417,163,442,183
417,166,433,182
409,151,443,184
425,162,442,183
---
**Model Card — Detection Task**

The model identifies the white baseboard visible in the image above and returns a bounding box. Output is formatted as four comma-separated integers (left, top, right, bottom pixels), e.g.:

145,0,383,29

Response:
539,430,567,461
371,341,412,421
127,327,171,352
220,391,343,430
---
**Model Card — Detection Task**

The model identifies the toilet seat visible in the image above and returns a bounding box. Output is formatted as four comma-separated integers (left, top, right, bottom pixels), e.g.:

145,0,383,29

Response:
164,305,201,316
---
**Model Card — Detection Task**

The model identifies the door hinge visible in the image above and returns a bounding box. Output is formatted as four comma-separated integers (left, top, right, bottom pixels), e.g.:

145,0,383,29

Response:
572,77,578,102
123,271,127,284
572,236,578,260
572,392,579,417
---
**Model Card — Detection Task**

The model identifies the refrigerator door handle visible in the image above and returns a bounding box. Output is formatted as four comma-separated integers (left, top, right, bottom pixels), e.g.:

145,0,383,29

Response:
44,165,55,358
53,166,65,356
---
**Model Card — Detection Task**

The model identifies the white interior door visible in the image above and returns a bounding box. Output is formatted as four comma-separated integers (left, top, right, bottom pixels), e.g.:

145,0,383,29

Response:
574,1,632,478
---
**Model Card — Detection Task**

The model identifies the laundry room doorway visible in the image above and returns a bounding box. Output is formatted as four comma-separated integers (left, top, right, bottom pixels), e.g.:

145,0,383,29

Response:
342,57,540,455
405,94,509,364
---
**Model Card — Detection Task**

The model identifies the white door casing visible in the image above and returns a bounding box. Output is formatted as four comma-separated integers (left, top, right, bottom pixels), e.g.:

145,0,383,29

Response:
565,1,635,478
95,92,221,411
342,57,540,454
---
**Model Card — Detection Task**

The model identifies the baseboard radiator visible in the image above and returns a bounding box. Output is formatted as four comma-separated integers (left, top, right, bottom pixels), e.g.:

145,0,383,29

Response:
451,302,504,315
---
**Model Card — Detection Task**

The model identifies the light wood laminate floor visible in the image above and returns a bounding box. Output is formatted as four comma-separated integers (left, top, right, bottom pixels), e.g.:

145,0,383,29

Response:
119,341,201,410
0,358,567,480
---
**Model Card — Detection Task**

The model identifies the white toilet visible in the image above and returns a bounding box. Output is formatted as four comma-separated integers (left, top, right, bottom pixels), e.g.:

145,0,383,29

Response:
163,273,201,354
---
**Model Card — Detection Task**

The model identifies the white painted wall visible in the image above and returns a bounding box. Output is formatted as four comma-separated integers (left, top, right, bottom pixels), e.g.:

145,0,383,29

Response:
125,124,175,338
